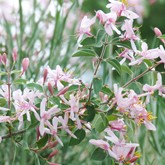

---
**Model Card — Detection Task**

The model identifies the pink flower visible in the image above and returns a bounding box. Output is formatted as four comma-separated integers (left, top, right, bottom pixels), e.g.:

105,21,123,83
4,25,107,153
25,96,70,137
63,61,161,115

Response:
89,139,110,150
109,119,126,132
104,12,121,36
143,73,165,97
0,116,11,123
45,117,63,146
121,19,139,52
106,0,139,19
58,112,77,138
47,65,80,91
114,84,138,112
22,58,29,75
39,98,60,136
130,103,156,131
13,88,40,129
0,85,10,100
129,42,160,65
77,15,96,46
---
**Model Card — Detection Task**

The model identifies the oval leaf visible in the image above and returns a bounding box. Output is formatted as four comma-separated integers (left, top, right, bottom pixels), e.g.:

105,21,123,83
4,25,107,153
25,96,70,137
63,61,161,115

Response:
69,129,86,146
72,49,96,57
91,148,107,161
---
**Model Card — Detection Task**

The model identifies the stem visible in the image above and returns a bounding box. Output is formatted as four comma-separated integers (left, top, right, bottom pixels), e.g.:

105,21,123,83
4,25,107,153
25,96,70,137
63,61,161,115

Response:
7,72,11,110
122,63,160,88
2,129,26,140
88,35,109,102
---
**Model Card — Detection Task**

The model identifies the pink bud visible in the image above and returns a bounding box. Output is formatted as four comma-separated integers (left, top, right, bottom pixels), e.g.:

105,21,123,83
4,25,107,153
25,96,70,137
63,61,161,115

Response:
47,150,58,159
154,27,162,37
43,68,48,84
22,58,29,74
2,53,7,65
48,83,54,96
57,86,69,96
12,48,17,62
48,162,60,165
36,127,40,141
154,27,165,44
48,141,58,149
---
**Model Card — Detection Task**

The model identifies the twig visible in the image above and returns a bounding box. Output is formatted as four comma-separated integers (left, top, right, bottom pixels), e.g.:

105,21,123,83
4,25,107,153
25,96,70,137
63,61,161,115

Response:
122,63,160,88
2,129,26,140
88,35,109,102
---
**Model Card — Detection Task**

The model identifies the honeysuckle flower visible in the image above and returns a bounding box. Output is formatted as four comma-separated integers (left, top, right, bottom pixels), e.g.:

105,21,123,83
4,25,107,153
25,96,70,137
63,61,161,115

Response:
129,42,160,65
114,84,138,112
118,48,134,64
77,15,96,46
106,0,139,20
121,19,139,52
39,98,60,136
104,12,121,36
143,73,165,97
108,142,139,164
109,119,126,132
130,103,156,131
47,65,80,91
58,112,77,138
45,117,63,146
68,94,82,129
159,45,165,65
0,85,10,100
89,139,110,150
13,88,41,129
96,10,109,24
0,116,11,123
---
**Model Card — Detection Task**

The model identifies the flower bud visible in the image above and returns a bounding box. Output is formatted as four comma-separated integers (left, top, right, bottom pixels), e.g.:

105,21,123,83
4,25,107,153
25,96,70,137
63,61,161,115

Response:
12,48,17,62
22,58,29,74
154,27,165,44
154,27,162,37
2,53,7,65
48,82,54,96
48,162,60,165
43,68,48,84
47,150,58,159
57,86,69,96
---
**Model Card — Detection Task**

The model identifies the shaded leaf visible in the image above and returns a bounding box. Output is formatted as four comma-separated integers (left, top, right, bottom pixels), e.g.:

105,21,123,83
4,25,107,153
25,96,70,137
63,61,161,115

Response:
69,129,86,146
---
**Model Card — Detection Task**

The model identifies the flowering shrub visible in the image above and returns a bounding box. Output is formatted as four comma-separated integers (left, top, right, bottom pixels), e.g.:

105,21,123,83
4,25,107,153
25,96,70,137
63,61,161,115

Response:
0,0,165,165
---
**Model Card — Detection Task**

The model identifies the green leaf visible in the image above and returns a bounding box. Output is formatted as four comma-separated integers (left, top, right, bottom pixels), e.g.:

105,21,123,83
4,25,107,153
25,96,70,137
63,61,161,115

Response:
72,49,96,57
106,58,121,75
158,34,165,39
95,29,106,47
36,134,48,149
94,114,108,133
49,96,61,108
0,98,7,107
121,65,133,75
101,85,113,95
143,59,153,67
0,71,7,76
68,85,79,92
14,78,27,85
81,37,96,47
11,70,22,75
93,77,103,94
116,40,132,49
91,148,107,161
82,104,96,122
69,129,86,146
27,83,43,92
